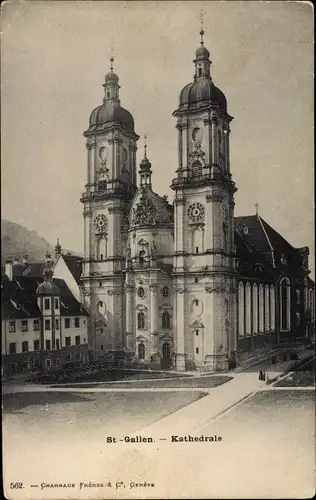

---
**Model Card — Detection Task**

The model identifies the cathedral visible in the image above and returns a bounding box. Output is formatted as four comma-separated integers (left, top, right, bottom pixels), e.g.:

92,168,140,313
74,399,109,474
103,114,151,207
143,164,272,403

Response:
80,30,314,372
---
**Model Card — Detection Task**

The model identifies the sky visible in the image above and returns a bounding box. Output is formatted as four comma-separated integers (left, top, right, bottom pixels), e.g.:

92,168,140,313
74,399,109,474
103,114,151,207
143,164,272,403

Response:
1,0,314,277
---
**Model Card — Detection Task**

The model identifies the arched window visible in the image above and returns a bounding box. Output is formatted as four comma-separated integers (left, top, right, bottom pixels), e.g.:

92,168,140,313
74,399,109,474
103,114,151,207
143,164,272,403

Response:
138,343,145,360
137,312,145,330
259,284,264,333
308,288,313,310
192,227,204,254
139,250,146,267
238,282,244,338
223,225,228,253
245,282,251,335
252,284,258,334
308,288,314,322
137,287,145,298
162,311,171,329
270,285,275,331
218,130,222,153
191,161,202,177
280,277,291,330
265,285,270,332
96,236,108,260
162,286,169,297
98,301,106,316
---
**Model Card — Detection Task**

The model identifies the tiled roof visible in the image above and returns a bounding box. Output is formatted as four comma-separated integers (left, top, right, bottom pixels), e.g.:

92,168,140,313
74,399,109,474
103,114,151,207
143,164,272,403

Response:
22,262,46,277
54,278,89,316
234,230,276,280
61,254,83,284
1,276,89,320
1,278,41,319
234,215,303,273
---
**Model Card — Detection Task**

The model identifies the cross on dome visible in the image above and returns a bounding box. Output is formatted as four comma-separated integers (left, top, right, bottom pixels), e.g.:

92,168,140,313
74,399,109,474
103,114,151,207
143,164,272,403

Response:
200,10,205,46
144,134,148,159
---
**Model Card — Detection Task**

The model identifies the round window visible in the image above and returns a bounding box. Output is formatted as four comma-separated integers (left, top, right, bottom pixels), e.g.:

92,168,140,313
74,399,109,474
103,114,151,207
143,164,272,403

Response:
137,287,145,298
99,146,108,161
192,127,202,142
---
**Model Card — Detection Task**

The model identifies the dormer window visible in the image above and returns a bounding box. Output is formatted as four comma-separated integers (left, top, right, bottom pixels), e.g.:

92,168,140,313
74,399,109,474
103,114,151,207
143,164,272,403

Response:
281,254,287,265
243,226,249,235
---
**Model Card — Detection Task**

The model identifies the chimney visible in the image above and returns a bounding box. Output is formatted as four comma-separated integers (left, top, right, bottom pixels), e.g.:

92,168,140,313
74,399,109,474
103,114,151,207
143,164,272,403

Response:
5,260,13,281
22,253,28,267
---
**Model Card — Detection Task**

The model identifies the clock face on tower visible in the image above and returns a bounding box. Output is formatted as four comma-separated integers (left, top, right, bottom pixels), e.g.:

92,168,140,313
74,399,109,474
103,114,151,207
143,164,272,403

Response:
94,214,108,234
187,202,205,223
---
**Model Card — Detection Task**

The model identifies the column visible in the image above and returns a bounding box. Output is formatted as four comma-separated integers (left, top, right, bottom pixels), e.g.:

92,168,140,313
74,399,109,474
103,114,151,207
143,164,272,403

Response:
182,123,189,170
213,197,223,253
211,113,218,168
223,128,228,172
86,143,93,190
230,279,238,355
177,123,183,170
205,193,223,253
125,284,134,351
109,137,115,184
228,199,235,264
150,283,158,354
133,146,137,186
203,118,211,169
113,137,121,181
204,288,215,367
226,127,231,173
174,195,185,270
175,287,186,371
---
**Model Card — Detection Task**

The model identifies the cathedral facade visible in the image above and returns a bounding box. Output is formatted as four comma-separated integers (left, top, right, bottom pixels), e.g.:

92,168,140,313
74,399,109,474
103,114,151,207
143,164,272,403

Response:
80,33,314,372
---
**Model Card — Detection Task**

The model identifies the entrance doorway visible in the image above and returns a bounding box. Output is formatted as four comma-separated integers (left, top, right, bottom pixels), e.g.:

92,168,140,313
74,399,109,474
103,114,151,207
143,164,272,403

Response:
161,342,171,369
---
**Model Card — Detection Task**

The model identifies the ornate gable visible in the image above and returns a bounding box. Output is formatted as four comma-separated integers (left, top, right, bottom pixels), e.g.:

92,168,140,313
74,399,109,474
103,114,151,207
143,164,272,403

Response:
138,238,149,246
131,192,156,226
160,333,173,343
190,319,204,328
136,335,147,342
135,304,148,311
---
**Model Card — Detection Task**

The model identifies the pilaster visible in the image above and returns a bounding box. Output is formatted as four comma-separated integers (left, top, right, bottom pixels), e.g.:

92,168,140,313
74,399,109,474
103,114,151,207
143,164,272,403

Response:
174,286,186,371
125,283,135,351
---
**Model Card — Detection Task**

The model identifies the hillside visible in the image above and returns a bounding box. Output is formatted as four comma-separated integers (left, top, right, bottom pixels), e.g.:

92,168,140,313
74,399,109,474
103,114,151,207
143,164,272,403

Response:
1,219,81,263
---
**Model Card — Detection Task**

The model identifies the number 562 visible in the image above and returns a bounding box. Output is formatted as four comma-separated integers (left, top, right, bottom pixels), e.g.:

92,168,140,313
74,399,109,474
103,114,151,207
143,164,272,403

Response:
10,482,24,489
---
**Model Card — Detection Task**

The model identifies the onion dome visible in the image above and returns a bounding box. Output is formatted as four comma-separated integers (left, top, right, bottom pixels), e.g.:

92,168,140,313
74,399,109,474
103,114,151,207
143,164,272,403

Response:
179,80,227,113
84,56,136,136
174,27,228,115
195,45,210,59
36,252,60,296
129,138,173,227
36,280,60,296
87,104,135,134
